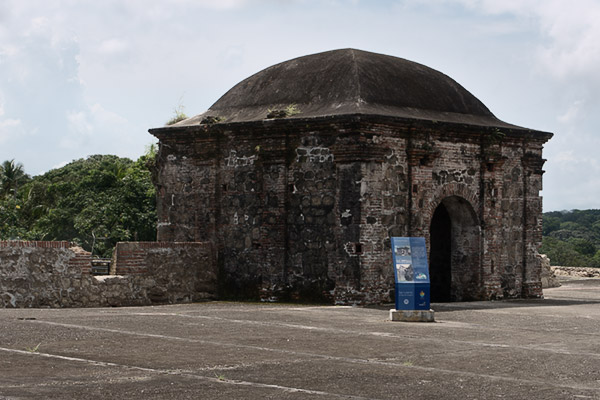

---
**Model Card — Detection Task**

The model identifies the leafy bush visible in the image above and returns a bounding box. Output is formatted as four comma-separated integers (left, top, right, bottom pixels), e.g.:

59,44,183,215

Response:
0,152,157,257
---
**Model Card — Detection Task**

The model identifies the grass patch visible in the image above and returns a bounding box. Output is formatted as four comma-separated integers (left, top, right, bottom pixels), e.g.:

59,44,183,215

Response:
26,343,41,353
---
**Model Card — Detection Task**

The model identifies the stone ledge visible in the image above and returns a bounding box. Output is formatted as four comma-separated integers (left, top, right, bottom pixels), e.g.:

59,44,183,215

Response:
389,309,435,322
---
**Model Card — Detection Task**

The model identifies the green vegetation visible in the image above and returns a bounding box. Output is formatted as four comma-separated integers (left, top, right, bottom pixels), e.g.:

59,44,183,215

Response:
0,150,157,257
541,210,600,267
0,159,29,199
267,104,301,118
25,343,41,353
213,372,226,381
165,101,188,125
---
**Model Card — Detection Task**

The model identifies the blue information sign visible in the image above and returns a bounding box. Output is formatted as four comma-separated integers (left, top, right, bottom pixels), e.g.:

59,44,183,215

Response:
391,237,430,310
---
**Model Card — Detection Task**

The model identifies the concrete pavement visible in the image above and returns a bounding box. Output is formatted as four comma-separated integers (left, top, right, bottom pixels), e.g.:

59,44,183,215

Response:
1,279,600,399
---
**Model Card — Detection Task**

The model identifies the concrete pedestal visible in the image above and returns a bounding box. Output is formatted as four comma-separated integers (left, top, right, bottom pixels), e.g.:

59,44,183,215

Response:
389,309,435,322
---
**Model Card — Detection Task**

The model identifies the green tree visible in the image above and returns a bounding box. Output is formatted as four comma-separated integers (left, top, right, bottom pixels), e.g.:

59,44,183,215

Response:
0,197,27,239
0,159,28,199
3,153,157,257
568,237,596,256
542,215,561,236
540,237,592,268
542,209,600,268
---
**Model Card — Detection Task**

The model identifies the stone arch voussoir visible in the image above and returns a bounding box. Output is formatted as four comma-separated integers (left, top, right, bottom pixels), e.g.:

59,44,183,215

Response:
424,183,480,230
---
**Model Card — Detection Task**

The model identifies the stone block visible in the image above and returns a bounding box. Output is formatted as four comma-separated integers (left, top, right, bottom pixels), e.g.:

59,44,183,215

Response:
389,309,435,322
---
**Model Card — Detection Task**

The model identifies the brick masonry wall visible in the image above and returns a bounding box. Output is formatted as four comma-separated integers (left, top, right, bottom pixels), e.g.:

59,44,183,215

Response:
113,242,157,274
152,116,550,304
0,241,215,308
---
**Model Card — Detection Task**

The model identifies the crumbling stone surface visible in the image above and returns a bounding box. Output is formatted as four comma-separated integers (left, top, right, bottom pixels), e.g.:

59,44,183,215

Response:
113,242,217,303
151,116,551,305
539,253,561,288
0,241,215,308
552,266,600,278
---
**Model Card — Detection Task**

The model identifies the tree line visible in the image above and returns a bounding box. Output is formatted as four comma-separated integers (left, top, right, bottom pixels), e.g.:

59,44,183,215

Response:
0,150,157,258
540,209,600,268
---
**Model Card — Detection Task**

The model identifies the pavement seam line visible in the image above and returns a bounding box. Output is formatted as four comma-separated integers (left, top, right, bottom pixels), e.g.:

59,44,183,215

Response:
0,346,378,400
127,311,600,359
22,319,600,393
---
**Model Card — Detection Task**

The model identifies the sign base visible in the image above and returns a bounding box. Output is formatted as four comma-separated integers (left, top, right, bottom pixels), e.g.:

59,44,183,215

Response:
389,309,435,323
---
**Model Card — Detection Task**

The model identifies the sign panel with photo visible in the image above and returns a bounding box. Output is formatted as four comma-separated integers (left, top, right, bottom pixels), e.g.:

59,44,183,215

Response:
391,237,430,310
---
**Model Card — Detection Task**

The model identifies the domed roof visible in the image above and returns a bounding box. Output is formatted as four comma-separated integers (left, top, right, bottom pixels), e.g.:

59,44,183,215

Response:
179,49,516,128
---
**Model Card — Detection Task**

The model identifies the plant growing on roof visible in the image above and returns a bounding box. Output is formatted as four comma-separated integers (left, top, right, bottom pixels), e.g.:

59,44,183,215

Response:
267,104,301,119
165,98,189,126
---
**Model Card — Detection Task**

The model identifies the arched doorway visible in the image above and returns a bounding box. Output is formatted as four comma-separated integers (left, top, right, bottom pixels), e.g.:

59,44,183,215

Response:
429,196,481,302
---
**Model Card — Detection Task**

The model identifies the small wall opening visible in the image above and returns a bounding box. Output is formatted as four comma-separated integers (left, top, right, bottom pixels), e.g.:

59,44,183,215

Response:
429,196,481,302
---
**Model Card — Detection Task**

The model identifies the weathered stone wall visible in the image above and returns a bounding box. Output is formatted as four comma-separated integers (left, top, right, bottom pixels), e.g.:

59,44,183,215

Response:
0,241,215,308
112,242,217,303
539,254,561,288
405,130,483,301
153,116,550,304
552,266,600,278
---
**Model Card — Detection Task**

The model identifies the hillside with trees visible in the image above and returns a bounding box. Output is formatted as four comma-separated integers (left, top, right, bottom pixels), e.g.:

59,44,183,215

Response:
541,209,600,268
0,151,156,257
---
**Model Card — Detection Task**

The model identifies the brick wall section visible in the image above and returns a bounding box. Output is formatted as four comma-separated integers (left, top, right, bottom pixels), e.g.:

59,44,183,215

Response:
113,242,209,274
152,115,551,305
69,247,93,275
112,243,148,274
1,241,216,308
0,240,72,248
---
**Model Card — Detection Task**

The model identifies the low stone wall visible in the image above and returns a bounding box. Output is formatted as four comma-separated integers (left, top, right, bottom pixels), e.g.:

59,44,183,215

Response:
539,254,561,288
551,266,600,278
0,241,215,308
112,242,217,303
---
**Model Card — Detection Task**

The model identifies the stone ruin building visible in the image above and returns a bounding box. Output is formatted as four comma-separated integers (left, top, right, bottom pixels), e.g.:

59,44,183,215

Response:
149,49,553,304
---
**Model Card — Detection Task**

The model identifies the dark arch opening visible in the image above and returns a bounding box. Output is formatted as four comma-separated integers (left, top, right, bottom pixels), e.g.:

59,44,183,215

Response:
429,196,481,302
430,203,452,302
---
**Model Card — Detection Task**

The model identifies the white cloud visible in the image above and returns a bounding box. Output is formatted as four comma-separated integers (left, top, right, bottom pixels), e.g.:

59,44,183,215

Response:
218,46,246,69
535,1,600,84
164,0,249,10
557,100,584,124
50,160,69,170
98,38,129,55
64,110,93,144
0,117,21,132
0,44,18,62
0,118,22,144
62,103,129,148
452,0,600,84
25,16,51,37
0,94,22,143
0,118,20,128
554,151,577,164
90,103,128,125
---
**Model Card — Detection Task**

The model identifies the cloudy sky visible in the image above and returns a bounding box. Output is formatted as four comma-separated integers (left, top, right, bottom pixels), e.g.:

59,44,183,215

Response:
0,0,598,211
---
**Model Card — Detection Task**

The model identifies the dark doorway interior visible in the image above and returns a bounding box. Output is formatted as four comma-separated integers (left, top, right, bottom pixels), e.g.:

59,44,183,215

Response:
430,203,452,302
429,195,481,302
